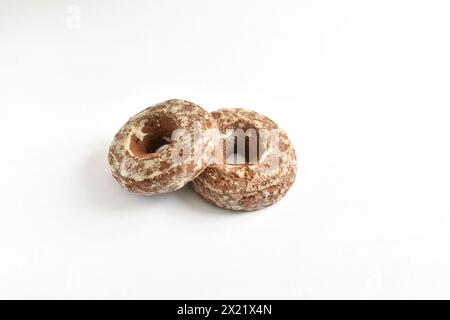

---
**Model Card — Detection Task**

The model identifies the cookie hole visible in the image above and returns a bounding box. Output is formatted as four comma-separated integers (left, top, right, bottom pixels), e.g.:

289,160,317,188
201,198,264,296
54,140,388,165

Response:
143,135,171,153
130,133,171,158
129,115,177,158
226,128,268,165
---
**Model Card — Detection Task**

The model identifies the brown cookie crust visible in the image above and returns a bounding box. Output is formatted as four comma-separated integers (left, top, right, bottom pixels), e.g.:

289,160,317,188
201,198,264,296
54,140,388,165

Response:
192,108,297,211
108,99,218,195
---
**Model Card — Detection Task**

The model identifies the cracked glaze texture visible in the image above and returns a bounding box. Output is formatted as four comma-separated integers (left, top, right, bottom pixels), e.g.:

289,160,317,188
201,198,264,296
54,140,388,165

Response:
192,108,297,211
108,99,218,195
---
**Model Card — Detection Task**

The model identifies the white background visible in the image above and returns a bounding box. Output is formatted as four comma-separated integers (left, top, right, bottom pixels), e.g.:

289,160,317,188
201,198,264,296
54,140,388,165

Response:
1,0,450,299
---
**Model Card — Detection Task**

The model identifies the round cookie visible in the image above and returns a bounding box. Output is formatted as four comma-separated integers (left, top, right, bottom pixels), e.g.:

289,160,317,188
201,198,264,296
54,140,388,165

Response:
191,108,297,211
108,99,218,195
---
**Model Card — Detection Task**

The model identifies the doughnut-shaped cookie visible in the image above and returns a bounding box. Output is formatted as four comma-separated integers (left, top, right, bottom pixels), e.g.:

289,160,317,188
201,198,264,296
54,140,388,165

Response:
108,99,218,195
192,108,297,211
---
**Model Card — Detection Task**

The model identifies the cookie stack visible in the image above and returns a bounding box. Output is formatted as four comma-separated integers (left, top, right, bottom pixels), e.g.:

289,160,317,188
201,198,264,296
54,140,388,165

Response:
108,99,297,211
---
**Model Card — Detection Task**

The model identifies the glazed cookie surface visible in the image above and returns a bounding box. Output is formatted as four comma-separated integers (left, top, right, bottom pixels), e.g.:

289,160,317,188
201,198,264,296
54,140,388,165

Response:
108,99,218,195
192,108,297,211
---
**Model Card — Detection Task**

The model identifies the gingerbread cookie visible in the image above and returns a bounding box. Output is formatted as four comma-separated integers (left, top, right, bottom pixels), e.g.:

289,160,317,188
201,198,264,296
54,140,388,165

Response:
108,99,218,195
192,108,297,211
